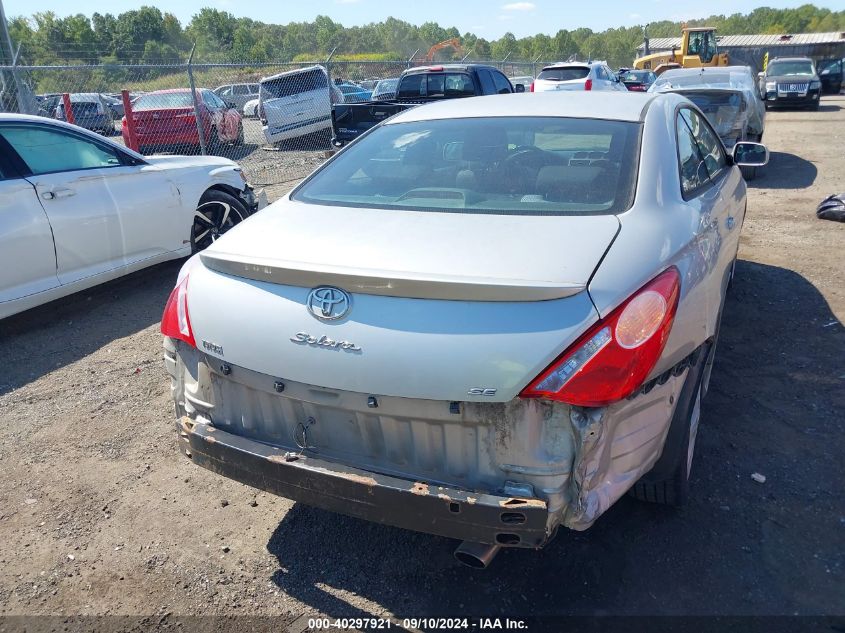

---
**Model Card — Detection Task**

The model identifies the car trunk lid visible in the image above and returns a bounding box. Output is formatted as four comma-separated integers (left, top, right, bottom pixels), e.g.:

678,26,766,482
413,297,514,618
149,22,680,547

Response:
186,200,619,402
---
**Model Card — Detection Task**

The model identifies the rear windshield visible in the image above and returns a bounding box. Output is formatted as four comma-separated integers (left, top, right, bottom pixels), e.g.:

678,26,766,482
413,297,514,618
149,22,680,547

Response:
261,70,327,99
679,91,745,138
134,93,193,110
397,73,476,99
293,116,640,216
622,71,655,82
767,61,814,76
70,102,100,114
538,67,590,81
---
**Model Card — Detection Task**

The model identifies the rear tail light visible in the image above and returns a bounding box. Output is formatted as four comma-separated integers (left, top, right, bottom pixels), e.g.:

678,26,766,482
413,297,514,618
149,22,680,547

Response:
530,82,535,92
520,268,680,407
584,78,593,91
161,276,196,348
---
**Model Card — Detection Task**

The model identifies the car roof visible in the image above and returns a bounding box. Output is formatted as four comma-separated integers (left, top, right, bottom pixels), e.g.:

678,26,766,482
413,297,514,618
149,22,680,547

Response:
261,65,325,82
770,57,813,62
143,88,204,95
403,64,499,75
660,65,752,78
389,92,658,125
542,62,591,69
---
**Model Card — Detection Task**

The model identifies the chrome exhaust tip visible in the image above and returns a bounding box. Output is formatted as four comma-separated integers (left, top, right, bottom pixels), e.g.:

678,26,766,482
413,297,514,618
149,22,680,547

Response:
453,541,501,569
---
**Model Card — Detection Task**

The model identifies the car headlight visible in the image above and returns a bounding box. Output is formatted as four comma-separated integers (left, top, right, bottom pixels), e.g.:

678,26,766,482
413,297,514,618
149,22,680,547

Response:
765,81,777,91
810,80,821,89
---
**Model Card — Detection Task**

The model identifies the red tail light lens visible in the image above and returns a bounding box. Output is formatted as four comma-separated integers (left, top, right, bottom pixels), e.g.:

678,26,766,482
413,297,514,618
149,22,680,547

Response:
530,82,535,92
160,276,196,348
584,78,593,91
520,268,680,407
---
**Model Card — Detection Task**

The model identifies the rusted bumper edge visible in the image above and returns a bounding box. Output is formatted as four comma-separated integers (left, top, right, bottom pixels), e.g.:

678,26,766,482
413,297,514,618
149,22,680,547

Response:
178,417,550,548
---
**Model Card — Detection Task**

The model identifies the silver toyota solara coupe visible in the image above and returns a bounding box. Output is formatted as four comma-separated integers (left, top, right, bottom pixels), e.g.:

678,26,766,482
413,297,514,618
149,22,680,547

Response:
162,93,767,567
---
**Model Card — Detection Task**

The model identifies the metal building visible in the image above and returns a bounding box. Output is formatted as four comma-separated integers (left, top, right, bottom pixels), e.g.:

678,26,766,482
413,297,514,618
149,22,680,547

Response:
636,31,845,73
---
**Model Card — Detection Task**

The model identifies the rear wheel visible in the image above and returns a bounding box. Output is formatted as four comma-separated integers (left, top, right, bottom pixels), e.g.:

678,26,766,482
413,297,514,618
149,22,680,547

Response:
206,126,221,154
191,190,248,253
629,345,709,506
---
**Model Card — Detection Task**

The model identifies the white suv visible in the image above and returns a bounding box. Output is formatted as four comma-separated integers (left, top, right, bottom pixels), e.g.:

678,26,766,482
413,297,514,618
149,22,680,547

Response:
531,62,628,93
258,66,344,146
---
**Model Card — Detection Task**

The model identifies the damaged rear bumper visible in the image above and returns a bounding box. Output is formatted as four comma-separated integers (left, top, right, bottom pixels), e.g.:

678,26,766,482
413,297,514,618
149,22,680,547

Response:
178,417,550,548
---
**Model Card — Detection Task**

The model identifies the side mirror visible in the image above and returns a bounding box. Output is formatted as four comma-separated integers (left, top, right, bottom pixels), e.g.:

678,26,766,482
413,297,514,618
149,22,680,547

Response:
515,84,525,93
442,141,464,161
733,141,769,167
757,72,765,79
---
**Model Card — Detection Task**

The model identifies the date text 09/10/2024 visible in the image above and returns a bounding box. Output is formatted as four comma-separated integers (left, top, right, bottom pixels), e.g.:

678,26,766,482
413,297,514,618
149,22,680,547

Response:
307,618,529,630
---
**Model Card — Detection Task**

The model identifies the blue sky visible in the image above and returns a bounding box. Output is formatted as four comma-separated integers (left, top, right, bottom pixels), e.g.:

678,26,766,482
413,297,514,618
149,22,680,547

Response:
4,0,840,38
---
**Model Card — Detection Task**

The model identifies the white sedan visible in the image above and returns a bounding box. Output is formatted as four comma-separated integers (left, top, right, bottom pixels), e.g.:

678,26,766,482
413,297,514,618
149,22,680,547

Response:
0,114,264,319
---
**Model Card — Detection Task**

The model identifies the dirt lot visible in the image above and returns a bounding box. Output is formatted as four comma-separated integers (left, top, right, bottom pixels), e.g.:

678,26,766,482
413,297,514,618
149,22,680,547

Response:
1,96,843,624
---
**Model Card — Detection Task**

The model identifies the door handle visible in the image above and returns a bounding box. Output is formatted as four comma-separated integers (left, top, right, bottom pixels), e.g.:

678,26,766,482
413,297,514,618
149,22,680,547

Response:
42,188,76,200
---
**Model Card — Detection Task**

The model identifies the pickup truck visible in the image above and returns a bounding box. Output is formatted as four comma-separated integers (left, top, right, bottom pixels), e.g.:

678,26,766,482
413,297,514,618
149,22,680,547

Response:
331,64,521,147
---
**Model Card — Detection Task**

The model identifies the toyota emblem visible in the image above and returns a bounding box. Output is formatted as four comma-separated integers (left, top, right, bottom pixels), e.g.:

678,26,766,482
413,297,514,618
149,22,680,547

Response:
306,287,351,321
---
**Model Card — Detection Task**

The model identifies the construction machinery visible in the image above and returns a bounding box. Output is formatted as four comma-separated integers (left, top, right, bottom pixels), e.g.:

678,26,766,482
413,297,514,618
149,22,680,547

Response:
633,26,729,75
424,38,464,62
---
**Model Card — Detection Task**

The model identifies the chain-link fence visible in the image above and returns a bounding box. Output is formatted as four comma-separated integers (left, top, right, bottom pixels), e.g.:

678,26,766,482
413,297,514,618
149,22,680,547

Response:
0,59,553,201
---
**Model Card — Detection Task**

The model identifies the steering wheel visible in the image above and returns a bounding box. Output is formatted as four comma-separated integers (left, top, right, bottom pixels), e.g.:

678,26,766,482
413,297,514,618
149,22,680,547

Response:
500,146,549,192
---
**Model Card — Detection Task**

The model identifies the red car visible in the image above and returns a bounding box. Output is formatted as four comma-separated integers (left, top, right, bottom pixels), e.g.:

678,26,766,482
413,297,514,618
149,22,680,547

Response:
122,88,244,154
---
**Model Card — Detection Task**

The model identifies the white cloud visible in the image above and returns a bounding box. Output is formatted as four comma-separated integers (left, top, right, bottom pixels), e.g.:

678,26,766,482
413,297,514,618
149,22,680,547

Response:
501,2,535,10
497,14,515,21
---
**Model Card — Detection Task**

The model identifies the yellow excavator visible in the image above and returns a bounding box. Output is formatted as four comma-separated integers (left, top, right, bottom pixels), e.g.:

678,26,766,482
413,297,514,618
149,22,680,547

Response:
633,26,729,75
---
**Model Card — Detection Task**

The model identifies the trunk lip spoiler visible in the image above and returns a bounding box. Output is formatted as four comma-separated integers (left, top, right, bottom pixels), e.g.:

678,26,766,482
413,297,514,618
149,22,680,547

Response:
199,252,586,302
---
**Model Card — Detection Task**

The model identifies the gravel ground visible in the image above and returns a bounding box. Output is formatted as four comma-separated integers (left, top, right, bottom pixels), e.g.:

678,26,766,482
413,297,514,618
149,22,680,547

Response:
1,96,843,624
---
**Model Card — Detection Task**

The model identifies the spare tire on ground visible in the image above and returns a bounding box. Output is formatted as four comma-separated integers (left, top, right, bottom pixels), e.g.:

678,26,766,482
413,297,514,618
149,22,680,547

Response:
817,194,845,222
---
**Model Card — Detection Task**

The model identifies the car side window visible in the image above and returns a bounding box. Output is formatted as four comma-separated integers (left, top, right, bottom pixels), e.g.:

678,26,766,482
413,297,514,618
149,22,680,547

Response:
681,109,727,180
220,87,233,97
676,111,709,197
491,72,512,94
233,85,249,96
0,125,122,175
477,69,496,94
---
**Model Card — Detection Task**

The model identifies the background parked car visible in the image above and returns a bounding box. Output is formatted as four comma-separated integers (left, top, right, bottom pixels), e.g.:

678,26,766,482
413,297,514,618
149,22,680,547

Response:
619,69,657,92
0,113,262,320
759,57,822,110
509,75,535,92
259,65,343,146
818,58,843,94
650,66,765,179
336,83,373,103
242,97,260,118
123,88,244,155
55,93,115,135
371,77,399,101
100,93,125,119
213,83,260,112
531,62,627,92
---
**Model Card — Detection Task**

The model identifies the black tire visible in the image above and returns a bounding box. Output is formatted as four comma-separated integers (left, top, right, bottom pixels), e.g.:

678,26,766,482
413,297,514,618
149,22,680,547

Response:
191,189,249,253
629,346,709,506
206,126,221,154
